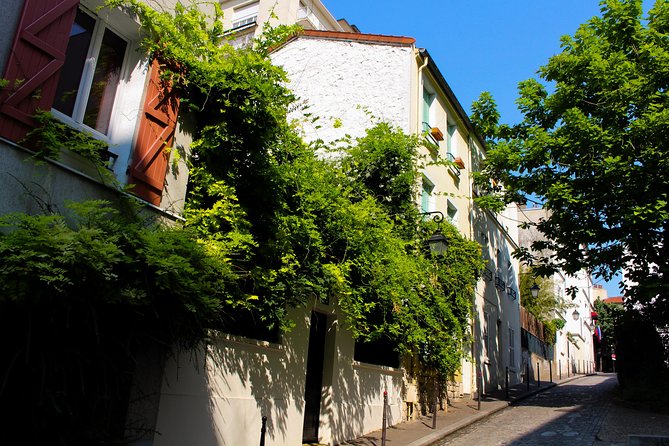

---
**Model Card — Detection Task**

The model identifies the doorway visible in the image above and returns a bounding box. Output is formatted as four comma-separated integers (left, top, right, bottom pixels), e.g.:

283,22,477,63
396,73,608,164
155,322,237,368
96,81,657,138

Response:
302,311,327,443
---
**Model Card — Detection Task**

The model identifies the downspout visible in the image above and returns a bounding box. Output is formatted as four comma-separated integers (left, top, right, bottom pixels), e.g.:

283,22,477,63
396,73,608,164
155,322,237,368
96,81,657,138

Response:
416,50,428,135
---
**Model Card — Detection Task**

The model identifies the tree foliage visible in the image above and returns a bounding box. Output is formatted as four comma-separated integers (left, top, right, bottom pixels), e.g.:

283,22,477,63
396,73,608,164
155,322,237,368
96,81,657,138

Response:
0,2,486,442
519,266,565,344
0,200,236,444
471,0,669,325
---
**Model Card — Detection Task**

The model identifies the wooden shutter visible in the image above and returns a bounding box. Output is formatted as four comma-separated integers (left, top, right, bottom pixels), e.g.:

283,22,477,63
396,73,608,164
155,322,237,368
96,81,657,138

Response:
128,59,180,206
0,0,79,142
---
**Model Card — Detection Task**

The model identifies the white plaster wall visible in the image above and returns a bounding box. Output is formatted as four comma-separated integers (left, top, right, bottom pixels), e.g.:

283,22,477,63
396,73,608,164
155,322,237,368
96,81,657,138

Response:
324,324,404,444
564,272,596,368
469,206,522,394
154,306,310,446
271,38,413,146
0,141,121,216
153,304,405,446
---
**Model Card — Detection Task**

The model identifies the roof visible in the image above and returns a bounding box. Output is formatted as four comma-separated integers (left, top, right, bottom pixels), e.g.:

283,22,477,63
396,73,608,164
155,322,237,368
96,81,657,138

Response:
418,48,481,144
278,29,416,47
603,296,624,305
272,31,485,151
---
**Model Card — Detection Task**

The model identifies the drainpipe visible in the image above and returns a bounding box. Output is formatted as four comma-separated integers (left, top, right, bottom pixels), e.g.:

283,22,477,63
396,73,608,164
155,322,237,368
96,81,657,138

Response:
416,50,429,135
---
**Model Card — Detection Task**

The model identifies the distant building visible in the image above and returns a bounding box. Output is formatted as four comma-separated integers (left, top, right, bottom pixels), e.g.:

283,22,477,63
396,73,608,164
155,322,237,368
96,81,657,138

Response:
517,205,597,376
220,0,345,47
592,284,609,301
272,25,521,416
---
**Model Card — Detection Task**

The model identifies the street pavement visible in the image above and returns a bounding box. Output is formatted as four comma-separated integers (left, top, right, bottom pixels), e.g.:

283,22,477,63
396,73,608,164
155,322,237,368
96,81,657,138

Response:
337,373,669,446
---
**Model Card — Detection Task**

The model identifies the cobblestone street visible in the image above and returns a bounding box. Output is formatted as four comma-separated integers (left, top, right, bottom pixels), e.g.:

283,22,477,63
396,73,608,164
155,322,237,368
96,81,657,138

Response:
434,374,669,446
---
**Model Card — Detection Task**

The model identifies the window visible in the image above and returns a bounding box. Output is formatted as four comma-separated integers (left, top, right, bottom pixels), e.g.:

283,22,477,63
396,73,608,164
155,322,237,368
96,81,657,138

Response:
53,8,128,136
298,1,326,30
447,200,457,225
422,87,435,132
421,176,435,213
482,310,490,359
509,327,515,366
232,1,259,28
354,338,400,368
447,121,456,156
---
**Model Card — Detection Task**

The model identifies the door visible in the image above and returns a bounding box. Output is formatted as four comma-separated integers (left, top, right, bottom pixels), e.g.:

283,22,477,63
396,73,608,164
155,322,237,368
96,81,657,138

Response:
302,311,327,443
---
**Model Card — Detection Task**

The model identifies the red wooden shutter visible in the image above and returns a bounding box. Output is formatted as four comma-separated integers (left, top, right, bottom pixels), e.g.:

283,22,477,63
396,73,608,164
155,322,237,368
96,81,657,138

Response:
0,0,79,142
129,59,180,206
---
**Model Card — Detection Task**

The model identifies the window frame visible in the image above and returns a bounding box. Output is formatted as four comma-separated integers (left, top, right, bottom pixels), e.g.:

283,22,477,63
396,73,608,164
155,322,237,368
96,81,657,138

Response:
509,327,515,368
232,1,259,29
421,175,435,214
446,199,458,225
51,5,130,144
446,120,457,156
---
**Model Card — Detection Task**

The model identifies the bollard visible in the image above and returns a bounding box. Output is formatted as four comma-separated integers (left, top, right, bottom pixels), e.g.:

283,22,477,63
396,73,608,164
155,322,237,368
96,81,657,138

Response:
559,360,562,380
526,363,530,392
382,391,388,446
260,416,267,446
432,380,438,430
505,366,509,400
537,362,541,387
549,360,553,383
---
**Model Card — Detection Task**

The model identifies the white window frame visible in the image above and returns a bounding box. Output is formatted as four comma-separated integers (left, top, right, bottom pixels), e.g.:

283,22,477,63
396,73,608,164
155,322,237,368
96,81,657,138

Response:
232,1,259,29
51,7,129,143
49,2,150,182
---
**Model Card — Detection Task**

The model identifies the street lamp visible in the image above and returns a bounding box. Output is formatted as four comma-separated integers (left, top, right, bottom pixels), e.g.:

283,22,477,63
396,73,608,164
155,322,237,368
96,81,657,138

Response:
572,309,580,321
421,211,448,255
530,284,540,298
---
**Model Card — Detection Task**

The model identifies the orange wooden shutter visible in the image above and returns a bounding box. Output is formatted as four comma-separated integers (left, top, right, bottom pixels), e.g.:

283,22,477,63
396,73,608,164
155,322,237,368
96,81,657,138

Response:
0,0,79,142
129,59,180,206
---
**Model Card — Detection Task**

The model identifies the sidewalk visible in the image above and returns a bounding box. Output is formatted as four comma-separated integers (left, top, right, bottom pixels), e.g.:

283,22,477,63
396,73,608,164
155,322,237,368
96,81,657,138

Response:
336,373,589,446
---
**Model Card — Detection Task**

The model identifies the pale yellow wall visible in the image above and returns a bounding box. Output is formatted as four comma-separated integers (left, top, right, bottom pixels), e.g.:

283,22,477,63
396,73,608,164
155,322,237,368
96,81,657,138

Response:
219,0,343,36
416,68,471,238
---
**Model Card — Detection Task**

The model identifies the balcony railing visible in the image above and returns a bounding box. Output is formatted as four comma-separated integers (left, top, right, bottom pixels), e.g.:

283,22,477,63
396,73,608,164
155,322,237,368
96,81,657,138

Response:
495,276,506,291
446,152,461,177
482,267,493,282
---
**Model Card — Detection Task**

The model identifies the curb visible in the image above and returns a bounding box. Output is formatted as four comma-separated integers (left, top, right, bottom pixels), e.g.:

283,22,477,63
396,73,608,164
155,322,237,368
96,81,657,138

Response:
406,375,590,446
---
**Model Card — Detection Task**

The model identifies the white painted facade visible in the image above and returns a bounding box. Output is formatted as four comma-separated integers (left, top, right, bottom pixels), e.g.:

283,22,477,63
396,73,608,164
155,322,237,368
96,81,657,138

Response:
0,0,190,218
220,0,344,47
272,31,522,404
272,36,414,145
517,206,596,376
154,303,404,446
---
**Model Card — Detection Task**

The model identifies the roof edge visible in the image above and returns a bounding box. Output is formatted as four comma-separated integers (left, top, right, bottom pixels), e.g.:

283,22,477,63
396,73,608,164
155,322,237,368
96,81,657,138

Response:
418,48,487,151
273,29,416,51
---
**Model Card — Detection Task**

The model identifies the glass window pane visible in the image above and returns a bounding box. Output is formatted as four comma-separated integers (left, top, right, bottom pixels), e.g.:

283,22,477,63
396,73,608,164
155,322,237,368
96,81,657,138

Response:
83,27,126,134
53,10,96,117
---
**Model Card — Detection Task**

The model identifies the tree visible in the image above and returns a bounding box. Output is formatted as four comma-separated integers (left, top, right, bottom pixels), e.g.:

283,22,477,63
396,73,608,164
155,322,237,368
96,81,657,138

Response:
472,0,669,326
519,267,565,343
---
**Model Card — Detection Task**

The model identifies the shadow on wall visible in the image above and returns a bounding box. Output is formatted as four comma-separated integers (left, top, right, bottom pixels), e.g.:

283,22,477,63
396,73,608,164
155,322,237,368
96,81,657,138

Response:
328,325,404,444
205,318,308,444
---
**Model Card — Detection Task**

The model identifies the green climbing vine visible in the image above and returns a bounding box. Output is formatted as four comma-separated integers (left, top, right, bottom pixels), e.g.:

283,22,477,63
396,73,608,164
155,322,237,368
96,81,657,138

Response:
0,1,486,443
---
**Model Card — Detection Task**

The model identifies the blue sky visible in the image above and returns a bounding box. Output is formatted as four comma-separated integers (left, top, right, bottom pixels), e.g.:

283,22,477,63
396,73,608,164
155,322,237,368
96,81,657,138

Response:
327,0,607,124
326,0,642,297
